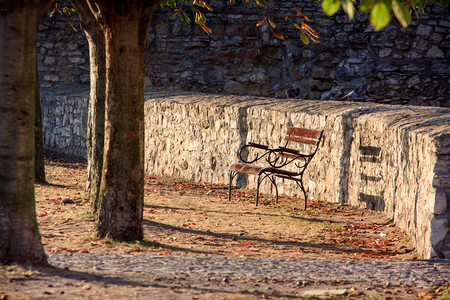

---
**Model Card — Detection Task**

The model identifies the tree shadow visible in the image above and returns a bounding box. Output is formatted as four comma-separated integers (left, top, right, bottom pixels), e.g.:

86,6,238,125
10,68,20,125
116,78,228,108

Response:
37,182,70,188
143,219,380,256
8,264,300,299
144,203,348,225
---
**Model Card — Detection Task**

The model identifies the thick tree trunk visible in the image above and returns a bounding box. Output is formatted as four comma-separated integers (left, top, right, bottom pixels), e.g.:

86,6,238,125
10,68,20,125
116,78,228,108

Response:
96,12,149,241
71,0,107,213
72,0,161,241
35,69,46,184
0,2,53,265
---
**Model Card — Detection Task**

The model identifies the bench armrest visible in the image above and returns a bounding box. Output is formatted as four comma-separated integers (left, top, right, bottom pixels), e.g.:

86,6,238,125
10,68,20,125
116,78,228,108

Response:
238,142,272,164
278,147,299,154
248,142,269,150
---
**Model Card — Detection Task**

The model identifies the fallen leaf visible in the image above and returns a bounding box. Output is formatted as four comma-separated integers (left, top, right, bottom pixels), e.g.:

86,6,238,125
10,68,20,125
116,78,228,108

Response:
238,241,253,246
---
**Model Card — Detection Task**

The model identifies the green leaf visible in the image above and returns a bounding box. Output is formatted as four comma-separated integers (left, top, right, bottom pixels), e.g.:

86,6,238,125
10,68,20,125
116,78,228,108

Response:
391,0,412,28
359,0,377,12
256,0,266,7
322,0,341,16
182,11,191,24
300,31,310,45
342,0,356,20
370,1,391,30
160,0,177,8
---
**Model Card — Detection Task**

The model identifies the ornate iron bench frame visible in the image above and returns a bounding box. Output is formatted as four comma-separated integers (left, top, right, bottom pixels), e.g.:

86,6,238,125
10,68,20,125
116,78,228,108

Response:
228,127,324,209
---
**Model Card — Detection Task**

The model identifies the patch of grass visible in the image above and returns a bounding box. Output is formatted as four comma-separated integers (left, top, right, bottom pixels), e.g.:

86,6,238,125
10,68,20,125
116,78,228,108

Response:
436,287,450,300
322,222,344,230
402,234,412,242
136,239,163,248
239,182,249,190
72,194,88,201
80,233,98,244
281,215,343,231
79,211,95,220
282,217,308,228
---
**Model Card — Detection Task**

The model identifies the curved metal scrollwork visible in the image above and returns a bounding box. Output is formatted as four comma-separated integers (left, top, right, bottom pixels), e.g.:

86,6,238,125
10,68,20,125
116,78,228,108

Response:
238,144,271,164
267,149,289,168
267,148,312,169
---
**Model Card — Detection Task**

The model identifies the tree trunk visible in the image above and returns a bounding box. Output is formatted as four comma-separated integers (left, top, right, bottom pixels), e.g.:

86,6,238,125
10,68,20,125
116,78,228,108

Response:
96,10,150,241
71,0,107,213
35,67,46,184
0,1,54,265
72,0,161,241
85,28,106,213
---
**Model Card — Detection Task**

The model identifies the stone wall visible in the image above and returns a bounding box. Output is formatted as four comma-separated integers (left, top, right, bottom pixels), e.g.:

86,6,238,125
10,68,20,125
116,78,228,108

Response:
37,10,89,96
37,1,449,106
41,93,89,158
41,92,450,258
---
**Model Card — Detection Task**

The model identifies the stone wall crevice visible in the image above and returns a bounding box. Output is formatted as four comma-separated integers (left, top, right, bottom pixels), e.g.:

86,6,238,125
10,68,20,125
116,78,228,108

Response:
235,106,249,188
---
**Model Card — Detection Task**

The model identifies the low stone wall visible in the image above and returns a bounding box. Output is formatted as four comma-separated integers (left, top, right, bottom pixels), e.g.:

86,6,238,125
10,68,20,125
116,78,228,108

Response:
347,108,450,258
41,92,450,259
143,93,449,259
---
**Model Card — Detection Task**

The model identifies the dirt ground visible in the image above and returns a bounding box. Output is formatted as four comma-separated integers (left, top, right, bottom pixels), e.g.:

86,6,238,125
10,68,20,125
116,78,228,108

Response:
1,156,449,299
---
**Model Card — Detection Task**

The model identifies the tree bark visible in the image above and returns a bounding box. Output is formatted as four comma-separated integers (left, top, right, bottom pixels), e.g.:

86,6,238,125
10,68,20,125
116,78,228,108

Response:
0,0,55,265
71,0,106,214
85,27,106,213
96,9,147,241
35,66,46,184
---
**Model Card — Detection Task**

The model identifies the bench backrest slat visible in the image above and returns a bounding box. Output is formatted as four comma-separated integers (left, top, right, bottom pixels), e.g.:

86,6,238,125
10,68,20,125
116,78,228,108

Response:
286,127,322,139
285,127,322,146
285,136,319,146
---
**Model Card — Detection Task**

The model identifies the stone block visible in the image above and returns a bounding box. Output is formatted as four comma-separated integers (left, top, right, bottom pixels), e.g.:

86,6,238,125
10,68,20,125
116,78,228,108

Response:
224,81,246,95
44,57,56,65
425,46,444,58
69,57,86,64
430,218,448,245
433,191,448,214
44,74,59,82
416,24,432,36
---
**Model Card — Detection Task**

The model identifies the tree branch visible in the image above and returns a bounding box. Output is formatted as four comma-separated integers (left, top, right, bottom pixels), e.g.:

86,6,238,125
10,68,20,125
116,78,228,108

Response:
38,0,57,19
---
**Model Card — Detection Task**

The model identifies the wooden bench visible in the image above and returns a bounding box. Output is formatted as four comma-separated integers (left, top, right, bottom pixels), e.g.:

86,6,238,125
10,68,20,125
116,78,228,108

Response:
228,127,324,209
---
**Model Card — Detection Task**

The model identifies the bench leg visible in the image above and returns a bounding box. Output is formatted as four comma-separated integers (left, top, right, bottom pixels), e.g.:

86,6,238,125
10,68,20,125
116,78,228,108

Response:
256,173,278,206
268,175,278,204
228,171,238,201
293,177,307,210
256,174,262,206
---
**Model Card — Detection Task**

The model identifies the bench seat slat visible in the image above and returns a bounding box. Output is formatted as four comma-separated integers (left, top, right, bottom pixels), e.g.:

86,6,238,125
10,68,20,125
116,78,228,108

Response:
261,168,298,177
229,163,262,175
